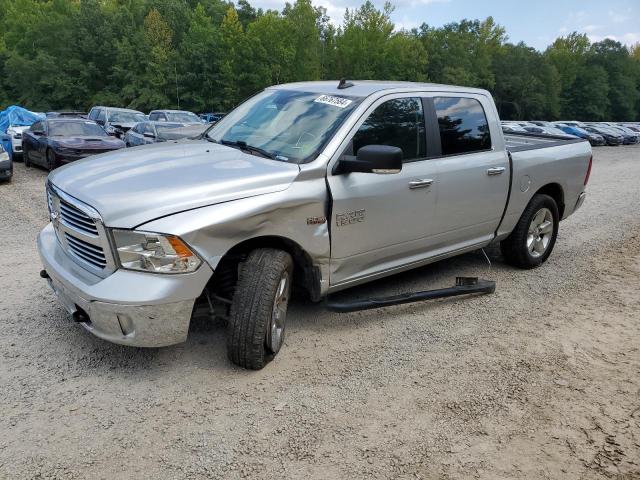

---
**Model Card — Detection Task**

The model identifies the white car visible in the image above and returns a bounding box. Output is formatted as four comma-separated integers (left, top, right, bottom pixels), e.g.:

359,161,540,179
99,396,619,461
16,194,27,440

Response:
6,125,30,157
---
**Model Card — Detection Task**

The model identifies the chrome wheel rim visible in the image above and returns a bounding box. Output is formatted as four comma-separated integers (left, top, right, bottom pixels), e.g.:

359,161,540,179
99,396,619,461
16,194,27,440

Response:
267,271,290,353
527,207,553,258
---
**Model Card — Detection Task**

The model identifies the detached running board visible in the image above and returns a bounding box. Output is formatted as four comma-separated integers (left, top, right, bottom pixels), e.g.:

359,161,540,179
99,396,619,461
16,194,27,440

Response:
326,277,496,313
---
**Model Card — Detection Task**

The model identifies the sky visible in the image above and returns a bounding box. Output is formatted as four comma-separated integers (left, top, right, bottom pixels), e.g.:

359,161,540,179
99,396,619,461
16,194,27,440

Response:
250,0,640,51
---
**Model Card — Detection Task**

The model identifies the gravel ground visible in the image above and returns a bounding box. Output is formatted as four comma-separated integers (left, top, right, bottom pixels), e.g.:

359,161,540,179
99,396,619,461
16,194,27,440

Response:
1,147,639,479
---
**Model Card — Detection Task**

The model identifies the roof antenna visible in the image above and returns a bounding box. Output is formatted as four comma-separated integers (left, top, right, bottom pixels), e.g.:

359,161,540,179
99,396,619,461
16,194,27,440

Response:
337,79,354,90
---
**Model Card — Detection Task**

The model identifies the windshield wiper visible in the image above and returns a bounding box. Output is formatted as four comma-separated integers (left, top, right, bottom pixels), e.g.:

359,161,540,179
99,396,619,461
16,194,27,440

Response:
219,139,276,160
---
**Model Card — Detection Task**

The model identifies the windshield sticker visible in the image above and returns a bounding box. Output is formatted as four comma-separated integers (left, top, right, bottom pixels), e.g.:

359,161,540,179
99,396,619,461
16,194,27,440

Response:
314,95,353,108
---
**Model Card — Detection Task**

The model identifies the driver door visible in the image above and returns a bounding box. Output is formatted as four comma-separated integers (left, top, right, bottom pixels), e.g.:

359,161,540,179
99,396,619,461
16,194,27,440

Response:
327,95,440,288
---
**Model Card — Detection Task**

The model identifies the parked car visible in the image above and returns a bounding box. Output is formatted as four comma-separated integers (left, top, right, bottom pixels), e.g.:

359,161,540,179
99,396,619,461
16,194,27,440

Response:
581,125,624,146
523,125,578,139
555,121,585,128
555,125,606,146
621,124,640,133
0,143,12,182
124,121,185,147
22,118,125,170
199,112,226,123
39,81,592,369
529,120,553,127
148,109,203,125
501,123,528,133
46,111,87,119
87,106,146,138
605,125,640,144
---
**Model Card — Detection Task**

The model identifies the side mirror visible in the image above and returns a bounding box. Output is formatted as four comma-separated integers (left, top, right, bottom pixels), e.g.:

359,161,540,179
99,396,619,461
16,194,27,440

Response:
96,120,105,126
337,145,403,174
143,132,156,139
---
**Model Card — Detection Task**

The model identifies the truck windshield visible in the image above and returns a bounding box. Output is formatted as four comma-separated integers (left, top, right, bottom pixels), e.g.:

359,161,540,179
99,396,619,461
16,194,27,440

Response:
206,89,362,163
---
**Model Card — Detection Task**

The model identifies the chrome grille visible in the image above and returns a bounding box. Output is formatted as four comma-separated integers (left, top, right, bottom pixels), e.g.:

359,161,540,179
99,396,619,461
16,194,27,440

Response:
47,182,115,277
59,199,99,236
64,233,107,268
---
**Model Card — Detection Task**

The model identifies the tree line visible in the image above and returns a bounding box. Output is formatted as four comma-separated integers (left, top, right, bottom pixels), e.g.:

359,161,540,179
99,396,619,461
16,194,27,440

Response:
1,0,639,121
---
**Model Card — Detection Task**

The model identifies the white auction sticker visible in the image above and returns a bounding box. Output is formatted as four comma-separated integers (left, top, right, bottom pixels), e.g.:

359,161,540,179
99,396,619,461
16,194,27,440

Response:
314,95,353,108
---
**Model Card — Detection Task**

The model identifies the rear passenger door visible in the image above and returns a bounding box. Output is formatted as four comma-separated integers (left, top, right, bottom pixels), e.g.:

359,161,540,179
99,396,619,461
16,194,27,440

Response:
426,95,509,250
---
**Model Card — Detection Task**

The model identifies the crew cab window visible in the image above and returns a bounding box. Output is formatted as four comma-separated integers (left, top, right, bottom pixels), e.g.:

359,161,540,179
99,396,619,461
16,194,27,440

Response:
353,98,426,162
433,97,491,156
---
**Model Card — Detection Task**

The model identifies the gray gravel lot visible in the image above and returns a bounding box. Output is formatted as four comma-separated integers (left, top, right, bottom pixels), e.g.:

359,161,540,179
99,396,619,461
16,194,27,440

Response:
1,147,639,479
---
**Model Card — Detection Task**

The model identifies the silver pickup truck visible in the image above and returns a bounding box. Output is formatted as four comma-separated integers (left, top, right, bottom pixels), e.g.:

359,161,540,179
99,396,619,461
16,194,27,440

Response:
38,81,592,369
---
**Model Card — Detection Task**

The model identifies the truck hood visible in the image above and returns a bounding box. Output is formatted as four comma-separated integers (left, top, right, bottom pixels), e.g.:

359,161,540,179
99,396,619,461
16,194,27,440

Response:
48,140,300,228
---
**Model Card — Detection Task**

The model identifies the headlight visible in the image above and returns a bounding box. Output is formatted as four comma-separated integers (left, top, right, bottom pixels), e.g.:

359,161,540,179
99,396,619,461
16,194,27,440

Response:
111,229,201,274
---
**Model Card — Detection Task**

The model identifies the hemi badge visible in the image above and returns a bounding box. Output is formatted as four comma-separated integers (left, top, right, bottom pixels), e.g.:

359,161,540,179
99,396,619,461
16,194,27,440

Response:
306,216,326,225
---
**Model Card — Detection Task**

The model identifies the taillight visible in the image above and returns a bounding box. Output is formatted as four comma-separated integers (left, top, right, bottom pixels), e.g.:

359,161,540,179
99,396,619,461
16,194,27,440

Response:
584,155,593,186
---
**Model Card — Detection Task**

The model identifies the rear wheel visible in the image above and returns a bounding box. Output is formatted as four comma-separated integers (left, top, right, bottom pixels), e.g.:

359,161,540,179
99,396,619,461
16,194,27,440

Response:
501,194,559,269
46,149,58,171
227,248,293,370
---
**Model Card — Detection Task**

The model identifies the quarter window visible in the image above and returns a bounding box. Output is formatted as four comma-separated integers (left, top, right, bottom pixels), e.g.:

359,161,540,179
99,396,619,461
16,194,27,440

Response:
353,98,426,162
433,97,492,156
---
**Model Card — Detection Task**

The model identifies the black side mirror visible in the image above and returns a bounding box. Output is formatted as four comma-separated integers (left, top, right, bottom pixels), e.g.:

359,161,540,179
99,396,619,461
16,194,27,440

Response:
337,145,403,174
143,132,156,139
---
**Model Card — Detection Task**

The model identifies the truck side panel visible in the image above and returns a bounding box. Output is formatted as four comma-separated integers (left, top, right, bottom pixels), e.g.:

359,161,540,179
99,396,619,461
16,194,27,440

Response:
495,140,591,241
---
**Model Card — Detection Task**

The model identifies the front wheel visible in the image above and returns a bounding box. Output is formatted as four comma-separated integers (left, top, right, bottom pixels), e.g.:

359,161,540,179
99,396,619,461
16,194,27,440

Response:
23,147,31,168
46,149,58,171
227,248,293,370
501,194,559,269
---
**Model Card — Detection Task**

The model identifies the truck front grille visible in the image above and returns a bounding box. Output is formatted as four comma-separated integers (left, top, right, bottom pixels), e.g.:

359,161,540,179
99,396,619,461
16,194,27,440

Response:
47,182,115,277
64,233,107,269
59,199,99,236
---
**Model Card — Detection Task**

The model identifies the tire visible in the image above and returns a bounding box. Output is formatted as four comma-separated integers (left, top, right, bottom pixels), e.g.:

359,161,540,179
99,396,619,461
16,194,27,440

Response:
46,148,58,171
227,248,293,370
501,194,559,269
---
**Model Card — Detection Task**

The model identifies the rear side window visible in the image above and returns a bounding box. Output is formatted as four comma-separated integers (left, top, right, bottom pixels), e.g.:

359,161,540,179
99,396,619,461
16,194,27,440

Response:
353,98,426,162
433,97,491,156
149,112,159,121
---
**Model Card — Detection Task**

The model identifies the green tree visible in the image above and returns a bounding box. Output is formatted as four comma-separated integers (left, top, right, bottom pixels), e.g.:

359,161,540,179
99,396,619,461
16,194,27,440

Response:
492,43,560,120
335,1,396,79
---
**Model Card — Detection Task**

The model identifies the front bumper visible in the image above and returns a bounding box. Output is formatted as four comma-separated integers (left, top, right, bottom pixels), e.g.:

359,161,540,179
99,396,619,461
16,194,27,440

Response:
38,223,213,347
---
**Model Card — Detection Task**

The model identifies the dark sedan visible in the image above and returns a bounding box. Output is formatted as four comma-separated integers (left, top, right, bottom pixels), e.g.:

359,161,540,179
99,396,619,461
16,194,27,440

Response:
582,126,624,146
22,118,125,171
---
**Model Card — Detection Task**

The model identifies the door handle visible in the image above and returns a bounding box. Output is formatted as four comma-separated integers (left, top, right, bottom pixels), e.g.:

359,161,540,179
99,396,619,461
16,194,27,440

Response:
487,167,506,176
408,179,434,189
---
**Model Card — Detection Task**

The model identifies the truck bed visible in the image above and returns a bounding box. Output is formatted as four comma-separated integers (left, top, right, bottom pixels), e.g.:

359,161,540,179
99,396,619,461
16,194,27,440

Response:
504,132,588,152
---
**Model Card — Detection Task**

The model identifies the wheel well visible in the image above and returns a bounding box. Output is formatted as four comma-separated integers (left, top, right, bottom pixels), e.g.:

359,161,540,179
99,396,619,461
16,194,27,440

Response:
535,183,565,218
207,236,321,303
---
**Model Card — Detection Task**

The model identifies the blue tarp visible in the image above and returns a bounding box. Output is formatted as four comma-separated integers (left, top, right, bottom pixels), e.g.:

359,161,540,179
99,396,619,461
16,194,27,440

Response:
0,105,45,134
